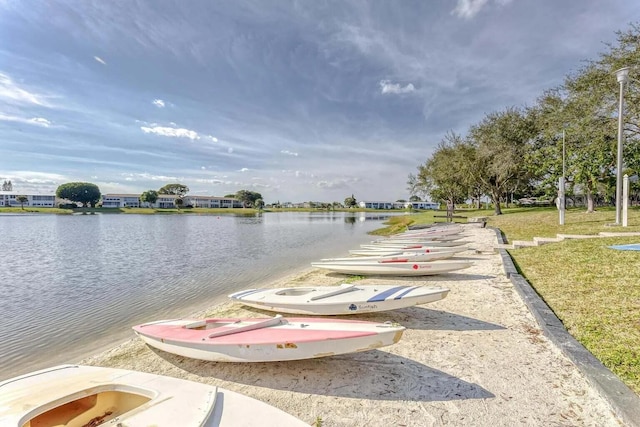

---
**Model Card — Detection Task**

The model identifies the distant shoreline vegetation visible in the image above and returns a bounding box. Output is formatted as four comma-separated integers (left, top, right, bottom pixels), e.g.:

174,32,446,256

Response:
0,206,419,215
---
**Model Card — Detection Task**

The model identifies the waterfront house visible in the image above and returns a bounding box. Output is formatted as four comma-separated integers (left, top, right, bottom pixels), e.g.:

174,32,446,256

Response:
0,191,56,208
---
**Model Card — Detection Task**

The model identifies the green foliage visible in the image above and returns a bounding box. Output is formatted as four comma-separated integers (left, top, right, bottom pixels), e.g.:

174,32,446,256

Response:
409,132,476,208
344,194,357,208
235,190,263,208
254,198,265,210
16,195,28,209
174,197,184,209
158,183,189,196
1,180,12,191
56,182,101,207
140,190,159,207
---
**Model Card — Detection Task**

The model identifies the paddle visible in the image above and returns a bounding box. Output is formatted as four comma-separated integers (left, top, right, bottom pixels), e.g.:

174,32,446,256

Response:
206,315,287,339
309,283,357,301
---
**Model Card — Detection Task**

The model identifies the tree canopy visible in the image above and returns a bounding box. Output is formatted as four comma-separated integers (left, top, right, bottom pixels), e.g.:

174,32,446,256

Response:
409,22,640,214
158,183,189,196
56,182,101,207
140,190,159,207
344,194,357,208
235,190,263,207
2,180,12,191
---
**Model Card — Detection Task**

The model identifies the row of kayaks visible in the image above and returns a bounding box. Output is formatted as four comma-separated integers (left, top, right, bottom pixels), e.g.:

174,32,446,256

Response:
1,223,469,426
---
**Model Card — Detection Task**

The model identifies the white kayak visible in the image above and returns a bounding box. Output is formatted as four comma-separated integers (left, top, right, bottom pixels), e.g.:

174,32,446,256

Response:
0,364,308,427
361,240,470,249
320,251,459,262
349,246,468,256
393,225,464,238
133,316,405,363
311,259,473,276
229,284,450,315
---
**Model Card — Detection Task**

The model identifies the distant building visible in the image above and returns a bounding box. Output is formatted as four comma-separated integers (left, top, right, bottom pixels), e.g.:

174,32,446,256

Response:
101,194,243,208
406,201,440,210
358,201,405,209
0,191,56,207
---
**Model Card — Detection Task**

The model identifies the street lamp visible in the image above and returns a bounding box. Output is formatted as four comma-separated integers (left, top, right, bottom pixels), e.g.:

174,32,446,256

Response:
614,67,630,225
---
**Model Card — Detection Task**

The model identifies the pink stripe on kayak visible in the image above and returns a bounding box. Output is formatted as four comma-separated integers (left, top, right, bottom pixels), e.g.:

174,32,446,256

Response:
134,318,382,345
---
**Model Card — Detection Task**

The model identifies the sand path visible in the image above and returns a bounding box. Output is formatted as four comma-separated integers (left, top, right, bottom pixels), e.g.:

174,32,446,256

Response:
81,225,622,426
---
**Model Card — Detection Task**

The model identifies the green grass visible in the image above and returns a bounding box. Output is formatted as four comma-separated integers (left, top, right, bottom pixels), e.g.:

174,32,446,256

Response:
487,207,640,394
371,206,640,394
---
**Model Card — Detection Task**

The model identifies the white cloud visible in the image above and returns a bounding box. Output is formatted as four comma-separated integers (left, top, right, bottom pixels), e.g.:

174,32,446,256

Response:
379,80,415,94
0,114,51,127
94,56,107,65
140,126,200,140
120,172,182,181
451,0,489,19
281,150,298,156
239,167,249,172
0,73,47,106
201,166,206,170
152,99,165,108
205,135,218,142
228,147,234,154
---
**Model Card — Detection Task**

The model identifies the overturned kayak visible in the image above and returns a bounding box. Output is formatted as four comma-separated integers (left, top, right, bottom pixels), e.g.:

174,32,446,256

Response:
320,251,459,262
349,246,468,256
311,259,473,276
133,316,405,362
229,284,450,315
0,364,308,427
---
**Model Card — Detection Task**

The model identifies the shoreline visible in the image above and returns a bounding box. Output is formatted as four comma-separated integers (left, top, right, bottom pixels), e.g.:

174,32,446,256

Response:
77,224,623,426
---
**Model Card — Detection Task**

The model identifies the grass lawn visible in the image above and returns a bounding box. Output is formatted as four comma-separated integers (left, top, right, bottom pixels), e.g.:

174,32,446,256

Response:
380,207,640,394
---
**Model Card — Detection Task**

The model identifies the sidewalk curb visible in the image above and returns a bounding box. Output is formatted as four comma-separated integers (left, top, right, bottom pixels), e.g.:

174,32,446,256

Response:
489,226,640,427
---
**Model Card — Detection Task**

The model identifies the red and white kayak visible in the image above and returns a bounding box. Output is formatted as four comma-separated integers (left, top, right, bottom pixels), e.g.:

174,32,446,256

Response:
133,316,405,362
320,251,458,262
360,240,470,249
229,284,449,315
349,246,468,256
0,364,308,427
311,259,473,276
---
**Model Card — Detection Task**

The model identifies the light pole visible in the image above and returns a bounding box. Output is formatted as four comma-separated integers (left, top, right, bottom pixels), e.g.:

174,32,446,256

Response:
559,129,566,225
614,67,630,225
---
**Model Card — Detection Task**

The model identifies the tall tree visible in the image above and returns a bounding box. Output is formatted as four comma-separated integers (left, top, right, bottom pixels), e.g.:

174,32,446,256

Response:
235,190,263,208
16,195,28,209
2,180,12,191
55,182,101,207
158,183,189,196
469,108,538,215
344,194,357,208
140,190,159,208
408,132,476,209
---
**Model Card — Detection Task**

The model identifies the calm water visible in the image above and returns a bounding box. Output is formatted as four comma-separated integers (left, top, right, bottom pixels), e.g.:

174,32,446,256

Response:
0,212,389,380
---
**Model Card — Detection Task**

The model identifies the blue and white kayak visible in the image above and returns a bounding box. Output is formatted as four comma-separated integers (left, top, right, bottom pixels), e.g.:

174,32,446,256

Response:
229,284,449,315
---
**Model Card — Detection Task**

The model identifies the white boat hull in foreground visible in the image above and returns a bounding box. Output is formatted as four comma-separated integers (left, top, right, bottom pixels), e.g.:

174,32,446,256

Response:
311,259,473,276
0,364,308,427
133,316,405,362
229,284,450,315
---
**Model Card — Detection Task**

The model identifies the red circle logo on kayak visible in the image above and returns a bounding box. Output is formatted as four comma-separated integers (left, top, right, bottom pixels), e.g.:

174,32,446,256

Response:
412,264,418,269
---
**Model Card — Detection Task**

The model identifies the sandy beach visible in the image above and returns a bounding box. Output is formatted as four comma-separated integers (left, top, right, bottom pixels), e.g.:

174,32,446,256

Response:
80,224,623,426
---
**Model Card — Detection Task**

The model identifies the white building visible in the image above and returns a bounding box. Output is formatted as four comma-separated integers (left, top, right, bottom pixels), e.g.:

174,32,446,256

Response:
101,194,243,209
358,201,405,209
0,191,57,208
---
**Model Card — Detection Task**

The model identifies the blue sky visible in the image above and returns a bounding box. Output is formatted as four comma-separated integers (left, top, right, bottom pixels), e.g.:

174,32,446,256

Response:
1,0,639,203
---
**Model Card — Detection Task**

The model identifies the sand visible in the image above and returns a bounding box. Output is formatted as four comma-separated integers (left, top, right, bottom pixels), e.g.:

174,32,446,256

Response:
80,225,623,426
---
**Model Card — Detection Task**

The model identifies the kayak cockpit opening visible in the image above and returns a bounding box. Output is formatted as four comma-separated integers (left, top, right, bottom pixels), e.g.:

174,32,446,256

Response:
21,388,152,427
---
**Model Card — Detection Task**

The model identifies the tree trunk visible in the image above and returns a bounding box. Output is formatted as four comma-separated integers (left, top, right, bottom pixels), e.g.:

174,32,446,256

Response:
491,190,503,215
585,183,595,213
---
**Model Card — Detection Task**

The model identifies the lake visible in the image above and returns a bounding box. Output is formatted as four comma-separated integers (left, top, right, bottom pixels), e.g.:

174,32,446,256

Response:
0,211,391,380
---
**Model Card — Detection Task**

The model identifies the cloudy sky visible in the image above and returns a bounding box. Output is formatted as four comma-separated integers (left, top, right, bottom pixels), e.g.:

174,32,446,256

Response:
1,0,639,203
